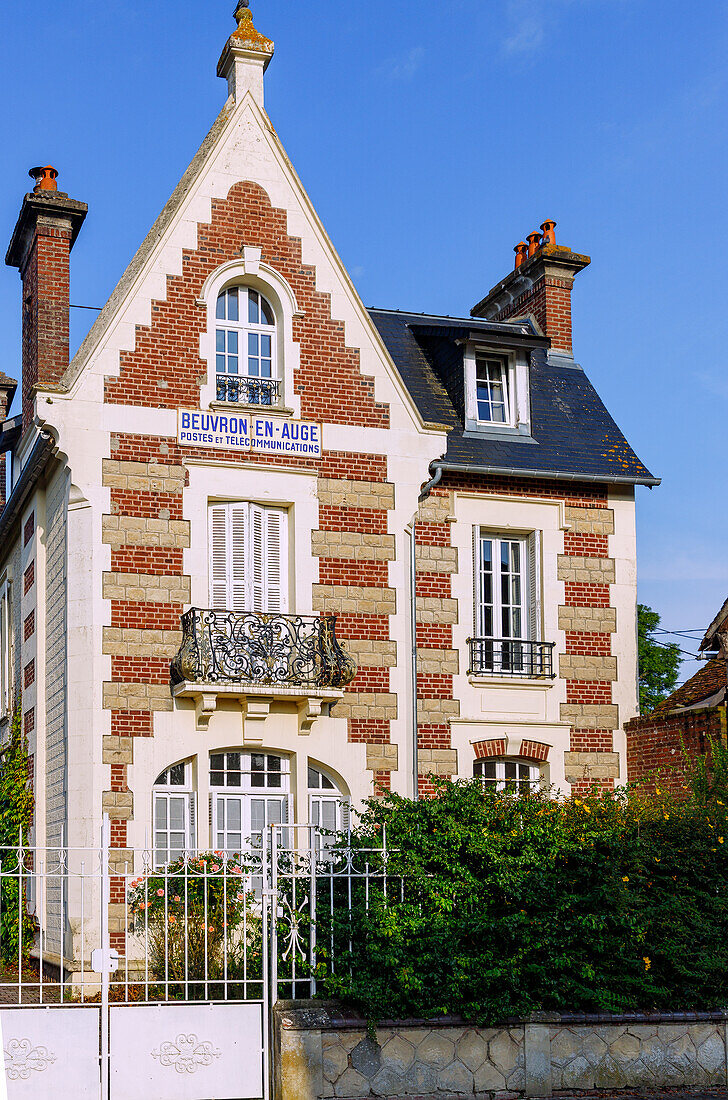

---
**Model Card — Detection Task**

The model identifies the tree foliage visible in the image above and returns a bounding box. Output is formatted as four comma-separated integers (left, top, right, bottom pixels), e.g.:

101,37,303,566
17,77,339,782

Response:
638,603,681,713
320,769,728,1023
0,702,35,962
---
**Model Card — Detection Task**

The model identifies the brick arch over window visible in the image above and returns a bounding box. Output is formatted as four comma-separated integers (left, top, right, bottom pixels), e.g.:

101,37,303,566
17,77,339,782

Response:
473,738,550,762
105,180,390,429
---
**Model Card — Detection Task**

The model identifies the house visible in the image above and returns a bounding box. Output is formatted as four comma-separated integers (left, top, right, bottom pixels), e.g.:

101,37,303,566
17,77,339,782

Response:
0,6,656,952
626,599,728,792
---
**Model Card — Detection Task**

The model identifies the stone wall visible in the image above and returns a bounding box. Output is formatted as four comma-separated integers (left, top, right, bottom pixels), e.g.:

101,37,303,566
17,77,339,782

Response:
275,1003,728,1100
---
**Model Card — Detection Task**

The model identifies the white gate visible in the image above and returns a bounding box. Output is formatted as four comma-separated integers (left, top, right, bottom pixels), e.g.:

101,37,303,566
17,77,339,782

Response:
0,816,272,1100
0,818,394,1099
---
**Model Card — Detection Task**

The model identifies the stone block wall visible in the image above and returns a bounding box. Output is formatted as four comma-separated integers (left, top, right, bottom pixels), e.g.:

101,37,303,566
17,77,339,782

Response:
275,1003,728,1100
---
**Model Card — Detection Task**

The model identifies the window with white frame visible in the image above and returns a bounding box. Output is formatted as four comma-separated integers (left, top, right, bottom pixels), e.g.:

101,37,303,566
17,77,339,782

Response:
210,751,292,853
215,286,278,406
464,345,531,434
0,579,12,719
152,760,196,868
208,502,289,613
475,356,510,424
308,765,349,837
474,757,540,795
471,529,546,676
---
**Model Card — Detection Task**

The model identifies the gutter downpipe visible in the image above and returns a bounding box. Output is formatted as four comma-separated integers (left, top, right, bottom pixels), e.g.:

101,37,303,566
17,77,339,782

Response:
410,463,444,800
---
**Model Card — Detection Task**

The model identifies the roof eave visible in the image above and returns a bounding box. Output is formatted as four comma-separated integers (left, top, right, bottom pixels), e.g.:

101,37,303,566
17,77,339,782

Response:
429,458,661,488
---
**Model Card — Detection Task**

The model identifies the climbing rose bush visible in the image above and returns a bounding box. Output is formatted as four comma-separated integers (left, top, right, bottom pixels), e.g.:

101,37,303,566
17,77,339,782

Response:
128,852,261,996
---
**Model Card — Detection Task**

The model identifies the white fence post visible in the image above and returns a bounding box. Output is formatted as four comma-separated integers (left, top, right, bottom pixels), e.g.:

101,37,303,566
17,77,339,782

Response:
100,813,110,1100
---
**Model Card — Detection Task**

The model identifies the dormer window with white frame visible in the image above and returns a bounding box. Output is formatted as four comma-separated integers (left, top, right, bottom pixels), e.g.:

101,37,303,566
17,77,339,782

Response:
464,344,531,436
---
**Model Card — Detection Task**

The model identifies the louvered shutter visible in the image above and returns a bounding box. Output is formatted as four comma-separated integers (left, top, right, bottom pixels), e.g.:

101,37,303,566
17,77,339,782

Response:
209,505,229,608
229,503,248,613
189,794,197,855
264,508,288,612
249,505,266,612
527,531,542,641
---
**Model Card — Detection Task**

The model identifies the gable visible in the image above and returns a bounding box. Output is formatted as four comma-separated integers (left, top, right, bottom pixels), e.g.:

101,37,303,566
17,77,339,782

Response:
57,94,438,440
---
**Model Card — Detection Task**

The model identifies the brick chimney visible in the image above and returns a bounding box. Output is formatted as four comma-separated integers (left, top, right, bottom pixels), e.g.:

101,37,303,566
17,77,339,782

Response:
5,167,87,429
471,221,590,355
0,373,18,512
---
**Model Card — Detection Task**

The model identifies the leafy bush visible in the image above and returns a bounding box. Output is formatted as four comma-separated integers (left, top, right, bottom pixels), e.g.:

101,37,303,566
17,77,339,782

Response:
320,772,728,1023
128,852,261,997
0,703,35,963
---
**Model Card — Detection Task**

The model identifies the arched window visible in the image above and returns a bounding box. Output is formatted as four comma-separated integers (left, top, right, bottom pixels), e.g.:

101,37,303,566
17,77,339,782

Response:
474,757,540,795
152,760,195,868
308,765,349,835
216,286,278,406
210,751,291,853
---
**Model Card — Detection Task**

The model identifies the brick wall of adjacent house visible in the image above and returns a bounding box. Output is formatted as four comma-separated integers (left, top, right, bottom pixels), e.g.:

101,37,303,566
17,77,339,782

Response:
625,706,726,795
101,181,399,937
418,472,620,792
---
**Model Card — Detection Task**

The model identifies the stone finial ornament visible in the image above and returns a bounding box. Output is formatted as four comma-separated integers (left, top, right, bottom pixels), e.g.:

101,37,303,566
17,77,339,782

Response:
231,0,274,54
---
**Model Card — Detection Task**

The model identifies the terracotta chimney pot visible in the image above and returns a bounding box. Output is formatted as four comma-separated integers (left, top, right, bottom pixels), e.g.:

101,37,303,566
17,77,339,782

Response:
514,242,528,270
29,166,59,193
540,219,557,247
526,231,542,257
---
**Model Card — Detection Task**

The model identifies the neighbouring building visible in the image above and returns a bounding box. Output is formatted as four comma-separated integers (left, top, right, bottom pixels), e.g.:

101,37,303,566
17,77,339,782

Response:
626,598,728,792
0,7,657,953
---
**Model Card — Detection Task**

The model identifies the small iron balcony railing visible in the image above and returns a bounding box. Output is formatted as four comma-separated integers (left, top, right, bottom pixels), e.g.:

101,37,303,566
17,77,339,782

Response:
170,609,357,689
216,375,282,407
467,637,556,678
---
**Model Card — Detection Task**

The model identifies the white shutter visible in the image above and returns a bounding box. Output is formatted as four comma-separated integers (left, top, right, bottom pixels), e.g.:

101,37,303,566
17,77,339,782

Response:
473,527,481,635
527,531,542,641
264,508,288,613
208,505,230,608
249,505,266,612
189,793,197,855
209,502,288,613
229,504,248,613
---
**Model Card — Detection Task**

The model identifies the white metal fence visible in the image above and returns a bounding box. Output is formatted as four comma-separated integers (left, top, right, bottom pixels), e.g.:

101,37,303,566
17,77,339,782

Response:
0,817,399,1099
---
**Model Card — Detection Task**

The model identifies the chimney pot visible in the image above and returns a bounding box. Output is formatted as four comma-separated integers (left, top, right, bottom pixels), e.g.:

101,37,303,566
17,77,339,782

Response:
540,219,557,247
514,242,528,270
526,231,542,257
29,166,59,193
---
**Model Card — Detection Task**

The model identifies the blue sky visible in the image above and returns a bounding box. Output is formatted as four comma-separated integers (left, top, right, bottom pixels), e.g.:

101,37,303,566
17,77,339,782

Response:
1,0,726,679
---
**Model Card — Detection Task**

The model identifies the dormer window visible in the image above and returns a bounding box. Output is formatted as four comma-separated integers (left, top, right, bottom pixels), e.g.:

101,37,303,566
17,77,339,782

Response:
464,344,531,436
475,355,510,423
216,286,279,407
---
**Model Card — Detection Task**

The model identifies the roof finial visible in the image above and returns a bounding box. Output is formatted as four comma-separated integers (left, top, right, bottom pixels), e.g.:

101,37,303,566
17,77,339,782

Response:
235,0,251,29
228,0,274,54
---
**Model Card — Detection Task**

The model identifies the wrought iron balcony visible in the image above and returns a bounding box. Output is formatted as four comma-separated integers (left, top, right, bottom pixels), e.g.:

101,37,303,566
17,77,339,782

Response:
467,637,556,678
171,609,357,690
216,375,282,407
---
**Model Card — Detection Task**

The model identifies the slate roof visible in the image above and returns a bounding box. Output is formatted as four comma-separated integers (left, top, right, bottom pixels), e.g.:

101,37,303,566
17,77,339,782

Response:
368,308,658,486
653,658,726,714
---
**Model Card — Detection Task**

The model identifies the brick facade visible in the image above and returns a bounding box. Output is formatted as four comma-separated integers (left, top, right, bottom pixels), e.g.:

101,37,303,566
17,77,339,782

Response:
101,181,401,849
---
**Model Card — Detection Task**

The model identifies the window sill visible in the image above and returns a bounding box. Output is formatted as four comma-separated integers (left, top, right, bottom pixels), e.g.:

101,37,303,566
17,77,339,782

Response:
209,401,296,419
467,674,556,689
463,424,537,443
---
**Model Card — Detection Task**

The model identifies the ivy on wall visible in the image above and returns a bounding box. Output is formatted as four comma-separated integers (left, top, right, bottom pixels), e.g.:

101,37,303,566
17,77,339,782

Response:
0,701,35,963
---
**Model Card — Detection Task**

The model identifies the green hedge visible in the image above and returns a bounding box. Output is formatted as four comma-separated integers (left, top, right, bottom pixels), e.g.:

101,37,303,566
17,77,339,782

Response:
320,757,728,1023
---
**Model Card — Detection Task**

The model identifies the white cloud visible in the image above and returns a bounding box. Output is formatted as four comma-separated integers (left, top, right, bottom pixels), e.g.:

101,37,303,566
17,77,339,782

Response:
377,47,425,83
698,370,728,401
502,1,545,55
501,0,633,59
